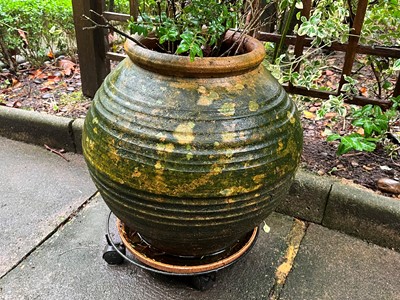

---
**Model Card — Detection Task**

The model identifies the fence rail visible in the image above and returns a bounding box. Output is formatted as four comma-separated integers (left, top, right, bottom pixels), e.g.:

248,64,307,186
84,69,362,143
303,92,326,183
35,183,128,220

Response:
72,0,400,109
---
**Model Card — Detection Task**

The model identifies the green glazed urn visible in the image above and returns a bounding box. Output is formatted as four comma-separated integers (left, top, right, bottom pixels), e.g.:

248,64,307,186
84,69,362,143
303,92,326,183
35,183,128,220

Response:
82,32,303,257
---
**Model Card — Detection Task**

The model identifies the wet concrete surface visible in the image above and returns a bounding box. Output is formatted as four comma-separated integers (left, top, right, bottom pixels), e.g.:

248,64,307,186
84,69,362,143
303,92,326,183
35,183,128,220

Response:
0,137,96,277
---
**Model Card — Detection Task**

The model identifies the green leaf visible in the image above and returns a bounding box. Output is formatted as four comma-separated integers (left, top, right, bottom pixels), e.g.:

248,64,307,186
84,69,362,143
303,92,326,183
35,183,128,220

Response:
393,59,400,71
337,134,376,155
176,42,190,54
295,1,303,9
382,81,392,90
327,134,341,142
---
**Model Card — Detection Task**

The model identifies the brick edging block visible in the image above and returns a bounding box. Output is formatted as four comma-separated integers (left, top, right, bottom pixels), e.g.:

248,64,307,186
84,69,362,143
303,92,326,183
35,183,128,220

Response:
0,106,75,152
276,169,332,224
323,183,400,251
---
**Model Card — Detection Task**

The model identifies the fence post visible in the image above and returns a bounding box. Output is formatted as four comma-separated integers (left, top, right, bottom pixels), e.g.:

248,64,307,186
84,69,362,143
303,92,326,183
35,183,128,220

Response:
338,0,368,91
72,0,110,98
129,0,139,21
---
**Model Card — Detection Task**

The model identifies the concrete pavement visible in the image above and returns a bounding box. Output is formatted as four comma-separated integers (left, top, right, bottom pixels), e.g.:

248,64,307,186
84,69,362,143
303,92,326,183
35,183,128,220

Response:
0,136,399,299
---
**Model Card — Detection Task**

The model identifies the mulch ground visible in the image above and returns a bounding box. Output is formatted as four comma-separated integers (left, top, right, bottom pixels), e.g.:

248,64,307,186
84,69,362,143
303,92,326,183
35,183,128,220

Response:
1,55,399,199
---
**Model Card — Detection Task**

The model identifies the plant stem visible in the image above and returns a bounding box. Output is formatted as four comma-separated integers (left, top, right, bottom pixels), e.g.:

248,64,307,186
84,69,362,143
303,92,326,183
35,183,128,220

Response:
370,61,382,99
273,0,297,62
0,31,16,72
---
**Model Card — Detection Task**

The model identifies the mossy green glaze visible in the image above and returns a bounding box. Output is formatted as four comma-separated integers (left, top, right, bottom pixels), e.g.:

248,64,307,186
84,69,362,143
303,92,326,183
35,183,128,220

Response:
82,33,303,256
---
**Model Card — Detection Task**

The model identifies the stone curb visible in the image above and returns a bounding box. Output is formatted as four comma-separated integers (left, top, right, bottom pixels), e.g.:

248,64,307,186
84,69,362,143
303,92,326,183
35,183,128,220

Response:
0,106,79,153
1,106,399,251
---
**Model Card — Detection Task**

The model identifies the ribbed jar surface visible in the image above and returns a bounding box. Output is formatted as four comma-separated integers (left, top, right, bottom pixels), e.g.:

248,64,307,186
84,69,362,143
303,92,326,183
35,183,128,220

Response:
83,33,303,256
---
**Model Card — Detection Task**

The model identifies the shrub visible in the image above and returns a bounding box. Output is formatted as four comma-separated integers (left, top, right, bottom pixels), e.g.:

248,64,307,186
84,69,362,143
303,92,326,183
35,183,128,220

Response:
0,0,76,68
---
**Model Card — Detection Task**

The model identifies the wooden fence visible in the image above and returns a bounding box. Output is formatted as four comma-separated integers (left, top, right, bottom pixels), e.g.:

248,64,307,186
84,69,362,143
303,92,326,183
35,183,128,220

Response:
72,0,400,108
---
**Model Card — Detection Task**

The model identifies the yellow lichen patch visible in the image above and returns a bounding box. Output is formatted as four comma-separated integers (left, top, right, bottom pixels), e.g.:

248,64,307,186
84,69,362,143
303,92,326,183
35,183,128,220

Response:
218,102,236,116
277,135,300,161
186,152,193,160
234,83,245,90
156,143,175,154
173,122,195,144
154,161,163,170
287,111,296,124
85,137,95,151
170,81,199,89
197,86,207,94
197,90,220,106
252,174,266,184
221,132,236,143
225,149,234,159
277,139,284,153
249,100,259,112
219,184,262,197
211,165,223,175
109,147,121,164
226,198,235,204
166,163,223,195
93,127,98,135
92,117,99,125
131,167,142,178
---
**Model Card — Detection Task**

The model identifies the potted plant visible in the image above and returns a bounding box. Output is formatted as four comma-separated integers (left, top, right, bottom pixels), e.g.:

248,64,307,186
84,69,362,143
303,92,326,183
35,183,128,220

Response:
82,0,302,268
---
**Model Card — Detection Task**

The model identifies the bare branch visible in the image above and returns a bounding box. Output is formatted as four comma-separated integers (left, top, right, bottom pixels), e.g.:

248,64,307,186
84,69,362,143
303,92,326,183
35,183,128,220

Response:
44,144,70,162
82,10,148,49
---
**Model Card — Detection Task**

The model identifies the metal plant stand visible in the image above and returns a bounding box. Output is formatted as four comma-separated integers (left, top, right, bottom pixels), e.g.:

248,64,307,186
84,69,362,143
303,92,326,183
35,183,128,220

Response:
102,211,259,291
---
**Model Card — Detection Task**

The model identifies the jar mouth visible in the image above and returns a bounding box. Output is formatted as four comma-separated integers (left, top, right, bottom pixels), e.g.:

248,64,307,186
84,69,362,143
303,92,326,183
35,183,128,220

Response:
124,31,266,78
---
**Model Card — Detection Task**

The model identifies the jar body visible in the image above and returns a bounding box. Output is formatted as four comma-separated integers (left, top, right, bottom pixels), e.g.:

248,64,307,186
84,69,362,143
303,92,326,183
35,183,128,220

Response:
83,38,302,256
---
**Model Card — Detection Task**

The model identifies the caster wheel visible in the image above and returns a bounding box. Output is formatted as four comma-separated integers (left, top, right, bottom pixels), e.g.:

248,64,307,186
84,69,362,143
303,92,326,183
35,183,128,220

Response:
103,245,125,265
103,234,126,265
190,272,216,291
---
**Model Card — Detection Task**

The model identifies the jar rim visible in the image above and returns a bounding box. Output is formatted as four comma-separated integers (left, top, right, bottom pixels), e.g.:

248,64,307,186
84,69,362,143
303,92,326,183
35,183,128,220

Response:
124,31,266,78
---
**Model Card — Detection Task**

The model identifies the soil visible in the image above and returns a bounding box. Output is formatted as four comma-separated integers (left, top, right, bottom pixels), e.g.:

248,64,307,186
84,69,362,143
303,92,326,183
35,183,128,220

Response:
1,56,399,199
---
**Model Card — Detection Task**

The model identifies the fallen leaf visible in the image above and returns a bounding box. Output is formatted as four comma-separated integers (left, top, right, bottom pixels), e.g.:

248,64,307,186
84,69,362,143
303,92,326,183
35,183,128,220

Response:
40,87,53,92
325,112,337,119
325,70,334,76
29,69,47,79
303,110,316,120
17,29,28,46
359,86,368,97
326,80,333,87
12,101,22,108
263,222,271,233
47,50,55,59
47,75,62,83
57,59,76,76
321,128,333,137
356,128,364,135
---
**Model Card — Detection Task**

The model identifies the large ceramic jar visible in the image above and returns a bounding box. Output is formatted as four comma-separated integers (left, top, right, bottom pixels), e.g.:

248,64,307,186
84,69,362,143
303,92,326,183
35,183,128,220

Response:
83,32,302,257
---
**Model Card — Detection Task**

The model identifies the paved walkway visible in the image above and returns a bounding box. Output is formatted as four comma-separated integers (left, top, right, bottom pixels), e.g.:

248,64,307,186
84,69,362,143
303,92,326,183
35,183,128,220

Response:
0,137,399,300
